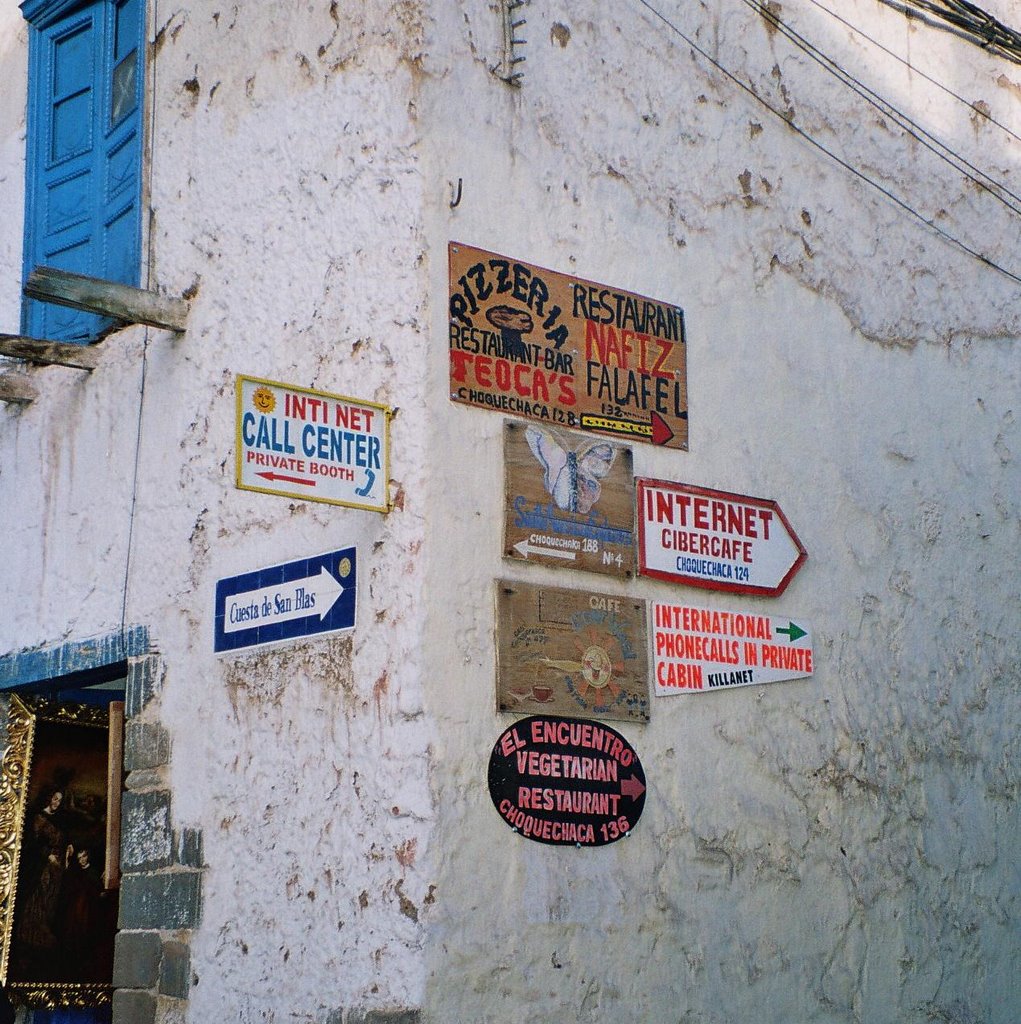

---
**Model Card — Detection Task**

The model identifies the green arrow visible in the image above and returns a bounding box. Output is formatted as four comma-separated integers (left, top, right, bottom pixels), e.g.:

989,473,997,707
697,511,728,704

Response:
775,621,807,643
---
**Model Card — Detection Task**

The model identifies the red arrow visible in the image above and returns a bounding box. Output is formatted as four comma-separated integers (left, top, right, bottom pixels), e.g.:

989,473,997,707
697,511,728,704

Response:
256,471,317,487
620,774,646,800
650,411,674,446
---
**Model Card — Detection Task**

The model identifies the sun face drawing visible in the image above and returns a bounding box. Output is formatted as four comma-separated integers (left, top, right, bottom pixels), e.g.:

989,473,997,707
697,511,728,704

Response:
252,386,276,414
580,644,613,690
572,628,624,699
535,627,626,702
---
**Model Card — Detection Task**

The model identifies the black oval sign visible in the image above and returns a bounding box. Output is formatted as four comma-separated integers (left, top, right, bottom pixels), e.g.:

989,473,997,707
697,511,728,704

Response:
488,715,646,847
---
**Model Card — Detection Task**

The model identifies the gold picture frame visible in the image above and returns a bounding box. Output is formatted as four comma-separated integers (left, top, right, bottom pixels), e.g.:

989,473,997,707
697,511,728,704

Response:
0,696,116,1008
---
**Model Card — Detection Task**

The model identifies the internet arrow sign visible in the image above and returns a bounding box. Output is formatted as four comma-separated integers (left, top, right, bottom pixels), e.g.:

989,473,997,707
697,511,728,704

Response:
215,546,357,653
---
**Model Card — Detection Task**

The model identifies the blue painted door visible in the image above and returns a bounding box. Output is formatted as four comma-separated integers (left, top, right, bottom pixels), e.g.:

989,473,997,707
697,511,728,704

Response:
23,0,143,343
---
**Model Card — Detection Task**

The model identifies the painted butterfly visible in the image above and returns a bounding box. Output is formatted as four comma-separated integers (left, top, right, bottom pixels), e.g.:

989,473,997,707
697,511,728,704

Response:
525,426,618,515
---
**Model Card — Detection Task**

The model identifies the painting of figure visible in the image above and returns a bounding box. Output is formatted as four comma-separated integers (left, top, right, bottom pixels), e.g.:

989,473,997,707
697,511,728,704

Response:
6,710,117,993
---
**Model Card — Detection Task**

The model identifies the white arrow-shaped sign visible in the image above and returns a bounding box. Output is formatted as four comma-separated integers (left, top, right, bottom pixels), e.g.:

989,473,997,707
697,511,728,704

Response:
513,539,577,562
637,479,807,597
223,567,344,634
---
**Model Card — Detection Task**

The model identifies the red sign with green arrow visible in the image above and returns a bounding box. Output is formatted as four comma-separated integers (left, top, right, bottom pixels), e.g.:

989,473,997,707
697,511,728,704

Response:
651,601,814,694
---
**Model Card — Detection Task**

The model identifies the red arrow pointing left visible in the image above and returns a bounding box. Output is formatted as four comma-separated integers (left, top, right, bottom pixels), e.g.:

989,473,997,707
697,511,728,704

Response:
620,774,646,800
257,471,316,487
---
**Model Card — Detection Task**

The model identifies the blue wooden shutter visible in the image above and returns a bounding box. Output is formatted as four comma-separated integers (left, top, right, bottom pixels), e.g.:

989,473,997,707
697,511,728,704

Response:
100,0,143,288
22,0,144,343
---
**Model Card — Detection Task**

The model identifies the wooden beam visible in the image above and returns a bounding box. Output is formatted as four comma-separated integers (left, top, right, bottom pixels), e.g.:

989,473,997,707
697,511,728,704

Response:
24,266,190,332
0,333,100,370
105,701,125,891
0,372,38,404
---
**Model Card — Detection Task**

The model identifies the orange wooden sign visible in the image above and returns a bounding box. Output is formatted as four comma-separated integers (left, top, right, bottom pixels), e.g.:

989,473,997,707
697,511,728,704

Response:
449,242,688,449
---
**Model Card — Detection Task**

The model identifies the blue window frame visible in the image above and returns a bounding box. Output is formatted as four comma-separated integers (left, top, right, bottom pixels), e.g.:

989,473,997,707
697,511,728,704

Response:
21,0,145,343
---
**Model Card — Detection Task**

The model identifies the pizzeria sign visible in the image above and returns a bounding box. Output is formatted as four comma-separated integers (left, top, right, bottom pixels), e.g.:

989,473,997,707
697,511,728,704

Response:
449,242,688,449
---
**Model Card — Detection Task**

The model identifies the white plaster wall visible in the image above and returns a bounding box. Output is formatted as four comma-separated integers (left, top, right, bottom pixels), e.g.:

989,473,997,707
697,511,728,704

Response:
0,8,26,323
0,1,1018,1023
418,2,1020,1022
142,4,435,1019
0,1,434,1021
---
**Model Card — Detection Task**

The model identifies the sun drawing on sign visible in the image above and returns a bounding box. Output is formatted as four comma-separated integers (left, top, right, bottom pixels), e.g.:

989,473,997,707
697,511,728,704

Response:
252,386,275,413
534,627,625,703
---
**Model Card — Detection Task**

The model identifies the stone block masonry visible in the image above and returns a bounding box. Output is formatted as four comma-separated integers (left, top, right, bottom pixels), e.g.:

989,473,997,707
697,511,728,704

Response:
159,940,191,999
113,931,162,989
114,652,204,1024
118,870,202,931
124,720,171,771
126,654,163,719
322,1011,421,1024
121,790,174,872
112,989,156,1024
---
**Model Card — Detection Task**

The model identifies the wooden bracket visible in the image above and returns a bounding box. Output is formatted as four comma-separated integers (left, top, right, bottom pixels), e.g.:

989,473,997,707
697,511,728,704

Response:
0,334,100,371
0,373,39,404
24,267,191,333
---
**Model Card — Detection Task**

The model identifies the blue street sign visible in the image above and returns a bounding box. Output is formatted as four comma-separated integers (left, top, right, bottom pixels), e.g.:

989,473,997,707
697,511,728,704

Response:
214,547,356,653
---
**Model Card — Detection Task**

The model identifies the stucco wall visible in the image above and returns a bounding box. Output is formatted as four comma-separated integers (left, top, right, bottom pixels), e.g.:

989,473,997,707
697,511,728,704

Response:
0,1,434,1020
146,4,435,1020
0,1,1018,1023
419,2,1019,1023
0,8,25,323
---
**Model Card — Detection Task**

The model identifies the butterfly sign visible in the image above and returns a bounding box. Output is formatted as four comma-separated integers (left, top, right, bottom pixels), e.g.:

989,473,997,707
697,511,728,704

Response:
524,427,617,515
503,421,636,578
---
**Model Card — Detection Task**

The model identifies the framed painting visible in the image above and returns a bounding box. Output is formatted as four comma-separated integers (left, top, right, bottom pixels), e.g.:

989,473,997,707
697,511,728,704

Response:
0,696,120,1008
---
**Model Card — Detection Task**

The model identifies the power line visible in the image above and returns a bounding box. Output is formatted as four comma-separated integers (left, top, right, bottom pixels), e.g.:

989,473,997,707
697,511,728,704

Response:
806,0,1021,148
877,0,1021,65
742,0,1021,218
632,0,1021,288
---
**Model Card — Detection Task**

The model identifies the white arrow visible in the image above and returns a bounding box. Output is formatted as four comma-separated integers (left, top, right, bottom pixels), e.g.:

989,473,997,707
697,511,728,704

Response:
224,567,344,633
513,539,576,562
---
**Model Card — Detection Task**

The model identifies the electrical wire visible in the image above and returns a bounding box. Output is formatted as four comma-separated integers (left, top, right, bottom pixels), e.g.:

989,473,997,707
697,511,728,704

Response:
742,0,1021,218
632,0,1021,288
806,0,1021,148
121,0,160,634
877,0,1021,64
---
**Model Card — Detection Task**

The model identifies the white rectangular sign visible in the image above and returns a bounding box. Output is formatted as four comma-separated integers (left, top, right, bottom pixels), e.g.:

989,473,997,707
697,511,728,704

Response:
236,375,390,513
652,601,813,694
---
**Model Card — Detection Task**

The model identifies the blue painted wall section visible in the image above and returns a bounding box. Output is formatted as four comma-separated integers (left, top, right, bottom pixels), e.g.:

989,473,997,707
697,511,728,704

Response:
0,625,150,691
